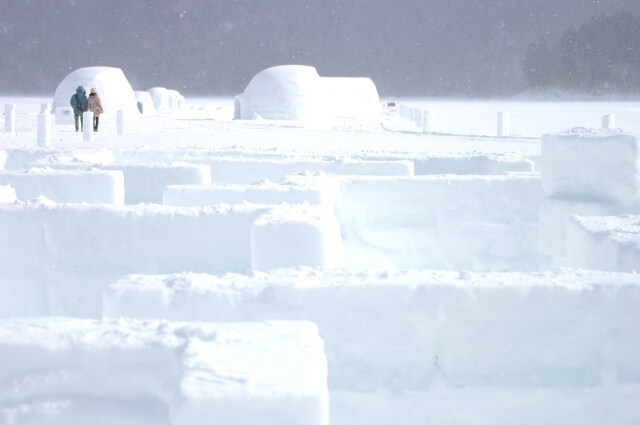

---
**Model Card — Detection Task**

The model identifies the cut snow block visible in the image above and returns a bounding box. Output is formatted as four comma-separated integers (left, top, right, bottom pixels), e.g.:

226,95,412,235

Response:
205,157,413,185
2,398,170,425
99,163,211,204
0,201,272,317
104,269,640,393
0,201,270,276
539,196,640,257
251,204,344,271
0,168,125,204
0,318,329,425
0,185,16,204
541,130,640,204
0,150,6,170
355,152,535,175
334,174,545,271
163,175,339,209
566,214,640,272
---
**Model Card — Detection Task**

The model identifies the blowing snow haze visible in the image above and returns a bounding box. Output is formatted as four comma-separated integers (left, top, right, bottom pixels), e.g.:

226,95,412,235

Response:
1,0,640,97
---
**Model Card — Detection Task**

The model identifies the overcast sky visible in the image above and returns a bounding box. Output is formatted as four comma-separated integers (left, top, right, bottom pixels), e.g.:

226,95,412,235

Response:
1,0,639,97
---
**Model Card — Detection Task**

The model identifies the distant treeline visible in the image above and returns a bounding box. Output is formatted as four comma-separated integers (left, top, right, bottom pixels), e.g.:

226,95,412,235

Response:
1,0,640,97
524,12,640,94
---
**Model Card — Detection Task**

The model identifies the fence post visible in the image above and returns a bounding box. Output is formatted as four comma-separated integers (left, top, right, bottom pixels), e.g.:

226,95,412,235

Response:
37,111,51,147
602,114,616,130
83,111,94,142
422,110,432,133
497,111,510,137
117,110,126,135
413,108,423,129
4,104,16,134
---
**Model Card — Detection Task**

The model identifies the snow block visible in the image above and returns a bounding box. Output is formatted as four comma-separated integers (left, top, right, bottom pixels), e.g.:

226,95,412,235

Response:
0,201,268,276
0,151,6,170
0,201,273,316
541,130,640,203
566,214,640,272
251,204,344,271
0,318,328,425
163,175,339,209
104,269,640,394
0,168,125,204
100,163,211,204
29,160,212,204
407,153,534,175
2,149,60,171
539,196,640,257
335,174,545,271
204,157,413,185
331,387,640,425
0,185,16,204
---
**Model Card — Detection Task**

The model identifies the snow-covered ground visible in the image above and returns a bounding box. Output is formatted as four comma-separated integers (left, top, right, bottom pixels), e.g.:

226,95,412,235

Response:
1,95,640,424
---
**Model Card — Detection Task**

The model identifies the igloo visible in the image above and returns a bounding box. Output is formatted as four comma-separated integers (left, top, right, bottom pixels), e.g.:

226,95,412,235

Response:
52,67,140,115
234,65,380,121
134,91,155,114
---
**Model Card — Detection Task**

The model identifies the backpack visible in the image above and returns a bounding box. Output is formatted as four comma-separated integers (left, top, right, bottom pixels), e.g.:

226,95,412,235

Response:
75,94,87,112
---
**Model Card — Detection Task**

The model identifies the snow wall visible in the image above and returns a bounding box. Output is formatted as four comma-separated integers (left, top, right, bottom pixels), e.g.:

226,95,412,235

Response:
335,173,546,271
0,318,328,425
103,269,640,425
52,66,140,116
539,130,640,271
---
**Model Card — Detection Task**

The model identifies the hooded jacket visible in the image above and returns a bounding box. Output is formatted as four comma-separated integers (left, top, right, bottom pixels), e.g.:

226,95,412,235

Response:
69,86,89,115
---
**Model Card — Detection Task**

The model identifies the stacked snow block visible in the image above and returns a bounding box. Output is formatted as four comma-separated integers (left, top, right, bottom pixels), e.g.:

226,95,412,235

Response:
251,203,345,271
103,269,640,425
0,318,329,425
357,152,535,175
538,130,640,267
30,160,212,205
334,173,545,271
202,157,414,184
0,201,273,316
0,151,5,170
98,163,211,204
567,215,640,272
163,174,340,210
0,168,125,204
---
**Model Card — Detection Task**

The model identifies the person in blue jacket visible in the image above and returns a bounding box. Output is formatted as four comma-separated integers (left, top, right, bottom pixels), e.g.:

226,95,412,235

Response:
69,86,89,132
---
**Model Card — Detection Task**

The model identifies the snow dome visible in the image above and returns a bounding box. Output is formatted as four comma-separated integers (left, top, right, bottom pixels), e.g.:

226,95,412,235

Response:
134,91,155,114
234,65,380,121
52,67,140,115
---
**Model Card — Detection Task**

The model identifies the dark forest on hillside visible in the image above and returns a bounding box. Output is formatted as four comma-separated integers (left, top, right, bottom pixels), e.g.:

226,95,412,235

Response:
1,0,640,97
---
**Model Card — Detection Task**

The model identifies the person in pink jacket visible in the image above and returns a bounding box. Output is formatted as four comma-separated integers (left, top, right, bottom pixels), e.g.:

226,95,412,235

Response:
87,87,104,132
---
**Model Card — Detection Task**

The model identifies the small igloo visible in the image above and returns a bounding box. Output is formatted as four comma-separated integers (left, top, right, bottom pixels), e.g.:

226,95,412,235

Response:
52,67,140,115
234,65,380,121
148,87,186,112
134,91,155,114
